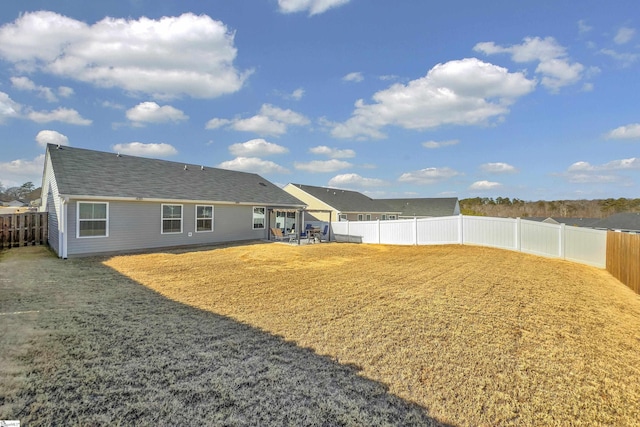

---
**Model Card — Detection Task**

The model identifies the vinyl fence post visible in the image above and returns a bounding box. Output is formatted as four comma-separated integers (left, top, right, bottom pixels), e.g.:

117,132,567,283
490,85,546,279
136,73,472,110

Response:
559,223,566,259
515,217,521,252
414,216,418,245
458,214,464,245
377,219,381,244
347,220,350,243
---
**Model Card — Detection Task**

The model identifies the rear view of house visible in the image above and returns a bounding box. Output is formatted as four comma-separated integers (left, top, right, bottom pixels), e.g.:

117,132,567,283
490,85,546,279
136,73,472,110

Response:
40,144,305,257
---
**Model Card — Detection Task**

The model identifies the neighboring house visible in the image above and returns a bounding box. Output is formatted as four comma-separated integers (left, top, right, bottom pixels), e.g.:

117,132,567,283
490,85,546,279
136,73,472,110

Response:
8,199,28,207
524,217,601,227
40,144,305,258
592,212,640,233
283,183,459,222
283,183,400,222
379,198,460,219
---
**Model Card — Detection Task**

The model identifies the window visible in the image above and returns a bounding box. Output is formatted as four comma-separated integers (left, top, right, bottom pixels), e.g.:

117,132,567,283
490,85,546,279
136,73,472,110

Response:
339,214,347,221
253,207,265,229
162,204,183,234
357,214,364,221
77,202,108,238
196,205,213,232
381,214,387,220
366,214,371,221
388,215,397,220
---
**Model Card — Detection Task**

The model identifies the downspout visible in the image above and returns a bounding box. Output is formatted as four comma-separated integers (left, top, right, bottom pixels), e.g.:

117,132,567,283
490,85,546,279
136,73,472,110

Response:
61,196,69,259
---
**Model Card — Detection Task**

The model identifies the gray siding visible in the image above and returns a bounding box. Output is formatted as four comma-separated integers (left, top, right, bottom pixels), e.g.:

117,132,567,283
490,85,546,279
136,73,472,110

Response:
41,154,61,256
66,200,268,256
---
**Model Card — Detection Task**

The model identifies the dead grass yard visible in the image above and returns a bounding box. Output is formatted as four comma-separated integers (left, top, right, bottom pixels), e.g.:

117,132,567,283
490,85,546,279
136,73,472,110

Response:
106,242,640,426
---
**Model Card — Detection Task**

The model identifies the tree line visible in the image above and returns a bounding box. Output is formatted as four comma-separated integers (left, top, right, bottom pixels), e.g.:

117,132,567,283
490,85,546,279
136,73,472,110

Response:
460,197,640,218
0,181,40,203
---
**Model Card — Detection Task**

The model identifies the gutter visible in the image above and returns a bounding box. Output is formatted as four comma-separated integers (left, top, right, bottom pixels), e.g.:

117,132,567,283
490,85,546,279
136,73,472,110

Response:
57,194,305,209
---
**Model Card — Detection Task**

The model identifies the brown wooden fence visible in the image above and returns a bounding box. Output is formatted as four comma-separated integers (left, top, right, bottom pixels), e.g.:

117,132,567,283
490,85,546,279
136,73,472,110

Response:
606,231,640,295
0,212,48,249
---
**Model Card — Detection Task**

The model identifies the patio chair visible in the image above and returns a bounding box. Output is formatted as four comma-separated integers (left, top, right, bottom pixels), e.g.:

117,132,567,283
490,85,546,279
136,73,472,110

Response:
300,223,313,239
270,227,291,242
320,225,329,241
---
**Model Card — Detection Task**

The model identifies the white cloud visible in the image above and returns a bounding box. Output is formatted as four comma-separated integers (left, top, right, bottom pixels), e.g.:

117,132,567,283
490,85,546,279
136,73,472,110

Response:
35,130,69,148
277,0,351,16
567,173,620,184
205,118,232,129
10,76,58,102
331,58,535,139
474,36,584,92
0,154,45,186
309,145,356,158
422,139,459,149
0,11,250,99
229,139,289,156
0,91,21,123
294,159,352,173
111,142,178,157
578,20,592,34
290,88,305,100
343,72,364,83
328,173,387,188
27,107,92,125
480,162,518,173
217,157,289,174
599,49,639,66
606,123,640,139
101,100,125,110
569,158,640,171
126,102,188,126
469,180,502,190
614,27,635,45
58,86,74,98
398,167,461,185
232,115,288,136
207,104,309,136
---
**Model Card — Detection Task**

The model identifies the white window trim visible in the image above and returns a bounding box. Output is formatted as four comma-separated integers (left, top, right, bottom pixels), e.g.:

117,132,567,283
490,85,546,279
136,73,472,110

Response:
366,214,371,221
195,205,214,233
357,214,364,221
252,206,266,230
161,204,183,234
76,201,109,239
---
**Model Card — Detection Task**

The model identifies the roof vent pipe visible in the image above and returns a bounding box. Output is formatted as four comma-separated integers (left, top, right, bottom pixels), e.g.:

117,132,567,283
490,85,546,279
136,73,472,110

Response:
201,165,204,170
56,144,61,149
184,165,188,170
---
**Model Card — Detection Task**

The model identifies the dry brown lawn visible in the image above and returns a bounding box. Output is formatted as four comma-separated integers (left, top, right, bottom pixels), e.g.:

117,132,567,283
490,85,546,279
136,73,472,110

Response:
105,242,640,426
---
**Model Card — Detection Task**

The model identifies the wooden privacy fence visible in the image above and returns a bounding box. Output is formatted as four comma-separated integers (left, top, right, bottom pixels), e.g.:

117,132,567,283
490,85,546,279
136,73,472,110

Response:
607,231,640,295
0,212,48,249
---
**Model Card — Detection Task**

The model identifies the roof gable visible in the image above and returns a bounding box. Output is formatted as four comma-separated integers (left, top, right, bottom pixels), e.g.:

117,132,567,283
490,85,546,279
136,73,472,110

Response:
287,183,394,213
46,144,304,206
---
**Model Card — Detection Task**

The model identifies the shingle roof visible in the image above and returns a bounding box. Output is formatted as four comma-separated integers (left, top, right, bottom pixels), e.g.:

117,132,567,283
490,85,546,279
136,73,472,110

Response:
47,144,305,207
524,217,602,227
592,212,640,232
288,183,396,213
379,198,459,217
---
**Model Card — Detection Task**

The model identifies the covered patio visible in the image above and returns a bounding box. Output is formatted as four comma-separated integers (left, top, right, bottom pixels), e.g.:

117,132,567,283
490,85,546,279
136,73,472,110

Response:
266,208,333,245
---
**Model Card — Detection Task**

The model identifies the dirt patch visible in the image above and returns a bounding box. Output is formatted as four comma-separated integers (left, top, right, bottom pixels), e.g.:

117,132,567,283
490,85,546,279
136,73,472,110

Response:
105,243,640,426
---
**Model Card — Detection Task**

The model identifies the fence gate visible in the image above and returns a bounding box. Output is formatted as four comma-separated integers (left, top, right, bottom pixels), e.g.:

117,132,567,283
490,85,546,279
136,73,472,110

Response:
0,212,48,249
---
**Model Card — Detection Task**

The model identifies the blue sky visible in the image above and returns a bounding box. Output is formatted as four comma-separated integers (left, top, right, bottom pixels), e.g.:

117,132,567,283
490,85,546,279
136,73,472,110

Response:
0,0,638,200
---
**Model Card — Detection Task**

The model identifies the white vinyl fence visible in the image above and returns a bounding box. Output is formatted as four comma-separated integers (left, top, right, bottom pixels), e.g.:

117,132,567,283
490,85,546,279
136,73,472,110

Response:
330,215,607,268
